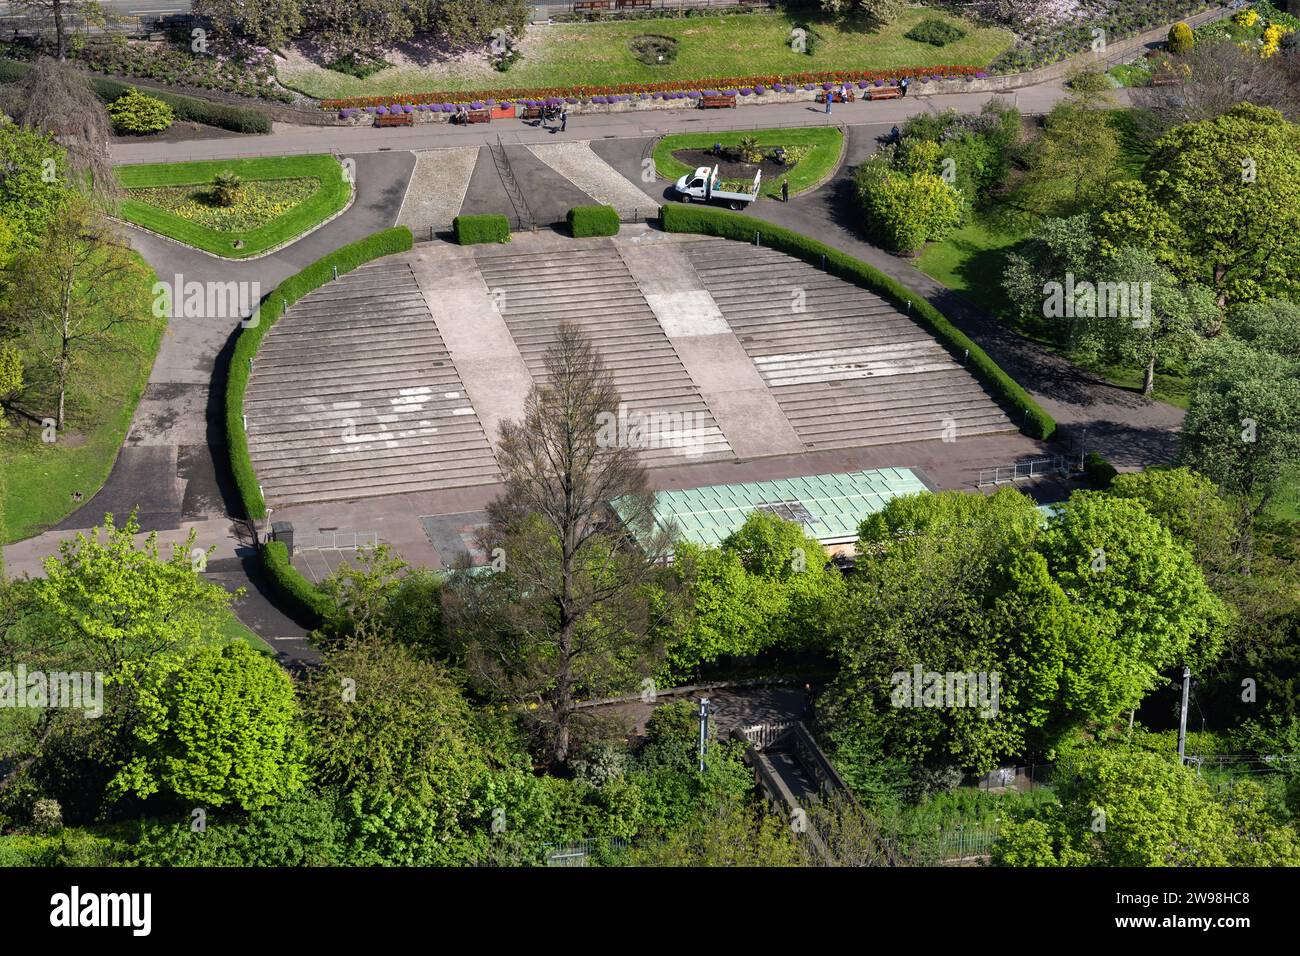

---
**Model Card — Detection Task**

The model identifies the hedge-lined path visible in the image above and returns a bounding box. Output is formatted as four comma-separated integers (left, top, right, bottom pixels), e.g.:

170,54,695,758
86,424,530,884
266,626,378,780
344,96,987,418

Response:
741,121,1185,469
1,150,414,665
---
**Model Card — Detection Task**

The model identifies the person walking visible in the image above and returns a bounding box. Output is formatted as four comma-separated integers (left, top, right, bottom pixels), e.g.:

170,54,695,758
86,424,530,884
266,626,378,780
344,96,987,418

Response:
824,91,832,115
900,76,910,97
781,178,789,203
560,107,568,133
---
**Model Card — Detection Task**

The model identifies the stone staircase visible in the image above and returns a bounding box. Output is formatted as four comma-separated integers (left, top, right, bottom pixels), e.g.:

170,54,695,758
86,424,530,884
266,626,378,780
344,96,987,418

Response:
473,241,733,465
244,260,500,507
690,240,1016,451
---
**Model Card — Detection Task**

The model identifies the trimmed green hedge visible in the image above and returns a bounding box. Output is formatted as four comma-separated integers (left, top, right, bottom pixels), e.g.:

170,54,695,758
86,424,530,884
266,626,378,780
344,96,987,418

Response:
261,540,336,627
659,204,1056,440
225,226,414,522
1084,451,1118,487
453,214,511,245
568,204,620,238
0,58,271,134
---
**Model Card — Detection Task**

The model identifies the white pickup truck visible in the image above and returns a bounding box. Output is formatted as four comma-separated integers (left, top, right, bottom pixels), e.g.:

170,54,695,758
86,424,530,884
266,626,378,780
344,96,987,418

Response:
673,164,762,210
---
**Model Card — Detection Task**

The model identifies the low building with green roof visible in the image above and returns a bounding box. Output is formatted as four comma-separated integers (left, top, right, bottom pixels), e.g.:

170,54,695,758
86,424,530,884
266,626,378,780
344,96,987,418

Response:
614,467,934,552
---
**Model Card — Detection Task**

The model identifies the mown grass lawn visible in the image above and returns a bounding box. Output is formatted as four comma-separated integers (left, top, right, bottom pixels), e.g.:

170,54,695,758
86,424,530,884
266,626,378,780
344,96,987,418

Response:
1,252,163,544
115,155,352,259
279,10,1013,100
211,608,276,656
654,127,844,199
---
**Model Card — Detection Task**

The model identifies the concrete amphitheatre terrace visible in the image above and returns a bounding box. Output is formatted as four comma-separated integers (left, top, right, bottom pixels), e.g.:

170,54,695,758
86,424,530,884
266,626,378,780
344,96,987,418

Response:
243,226,1051,559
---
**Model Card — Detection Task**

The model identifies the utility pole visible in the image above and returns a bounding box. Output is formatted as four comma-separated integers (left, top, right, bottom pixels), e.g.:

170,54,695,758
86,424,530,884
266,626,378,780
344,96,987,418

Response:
698,697,710,773
1177,665,1191,764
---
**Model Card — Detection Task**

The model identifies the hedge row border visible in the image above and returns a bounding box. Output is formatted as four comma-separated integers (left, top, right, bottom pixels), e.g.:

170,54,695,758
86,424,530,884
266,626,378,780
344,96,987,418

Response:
568,204,620,238
658,204,1055,440
225,226,414,524
453,214,511,245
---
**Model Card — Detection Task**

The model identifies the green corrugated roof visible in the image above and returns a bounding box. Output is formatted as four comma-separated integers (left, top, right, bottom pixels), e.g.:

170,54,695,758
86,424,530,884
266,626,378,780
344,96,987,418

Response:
617,468,931,548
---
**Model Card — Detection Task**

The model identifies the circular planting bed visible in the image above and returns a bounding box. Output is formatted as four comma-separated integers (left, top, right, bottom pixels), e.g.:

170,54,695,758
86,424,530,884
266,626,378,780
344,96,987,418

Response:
672,148,794,182
630,34,679,67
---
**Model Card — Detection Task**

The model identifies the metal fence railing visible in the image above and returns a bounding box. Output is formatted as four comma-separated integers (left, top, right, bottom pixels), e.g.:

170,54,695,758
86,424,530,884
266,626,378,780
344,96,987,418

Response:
542,837,630,866
293,531,379,552
977,455,1071,487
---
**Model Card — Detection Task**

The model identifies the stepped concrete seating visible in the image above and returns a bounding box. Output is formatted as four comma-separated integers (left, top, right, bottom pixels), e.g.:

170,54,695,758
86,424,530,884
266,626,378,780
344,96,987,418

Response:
689,240,1015,451
473,242,734,465
245,260,500,507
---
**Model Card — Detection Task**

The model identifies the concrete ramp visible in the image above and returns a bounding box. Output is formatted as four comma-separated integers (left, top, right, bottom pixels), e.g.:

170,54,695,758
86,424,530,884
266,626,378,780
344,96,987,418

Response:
526,142,661,219
397,146,480,237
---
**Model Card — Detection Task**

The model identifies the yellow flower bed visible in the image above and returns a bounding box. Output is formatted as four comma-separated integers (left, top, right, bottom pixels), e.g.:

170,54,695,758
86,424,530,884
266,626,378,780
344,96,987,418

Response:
129,178,321,233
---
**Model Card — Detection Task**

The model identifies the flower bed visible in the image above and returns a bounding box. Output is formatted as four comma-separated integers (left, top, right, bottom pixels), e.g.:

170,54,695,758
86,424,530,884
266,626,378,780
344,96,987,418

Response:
128,179,320,233
320,65,983,110
988,0,1215,74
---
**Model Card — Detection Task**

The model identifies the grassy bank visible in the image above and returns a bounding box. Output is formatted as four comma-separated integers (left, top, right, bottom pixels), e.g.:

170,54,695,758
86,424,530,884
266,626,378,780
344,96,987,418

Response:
280,10,1012,100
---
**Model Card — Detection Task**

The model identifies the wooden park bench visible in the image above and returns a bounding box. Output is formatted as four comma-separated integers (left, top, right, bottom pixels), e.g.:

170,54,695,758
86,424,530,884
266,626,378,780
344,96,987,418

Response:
1151,73,1178,86
866,86,902,101
573,0,612,11
816,89,856,104
616,0,651,7
375,112,413,127
520,105,543,120
466,109,491,124
699,94,737,109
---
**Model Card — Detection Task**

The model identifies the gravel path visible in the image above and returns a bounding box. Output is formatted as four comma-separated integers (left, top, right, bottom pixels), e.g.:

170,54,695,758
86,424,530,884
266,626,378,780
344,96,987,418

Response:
525,141,661,219
397,146,480,236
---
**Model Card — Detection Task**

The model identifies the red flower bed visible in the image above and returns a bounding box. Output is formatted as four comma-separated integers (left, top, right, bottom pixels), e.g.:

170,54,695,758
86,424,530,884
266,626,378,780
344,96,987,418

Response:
319,65,982,109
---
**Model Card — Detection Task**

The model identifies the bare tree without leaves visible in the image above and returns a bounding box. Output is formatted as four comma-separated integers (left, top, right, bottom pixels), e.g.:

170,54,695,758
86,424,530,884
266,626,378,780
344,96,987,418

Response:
10,197,151,430
3,57,115,200
1134,40,1299,125
444,323,676,766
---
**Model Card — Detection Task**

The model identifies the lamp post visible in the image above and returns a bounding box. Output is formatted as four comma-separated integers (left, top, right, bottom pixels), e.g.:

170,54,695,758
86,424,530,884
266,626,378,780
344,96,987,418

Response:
698,697,711,773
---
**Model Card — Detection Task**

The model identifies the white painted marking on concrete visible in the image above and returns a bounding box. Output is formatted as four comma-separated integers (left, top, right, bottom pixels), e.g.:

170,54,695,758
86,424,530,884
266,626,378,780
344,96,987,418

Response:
644,291,730,337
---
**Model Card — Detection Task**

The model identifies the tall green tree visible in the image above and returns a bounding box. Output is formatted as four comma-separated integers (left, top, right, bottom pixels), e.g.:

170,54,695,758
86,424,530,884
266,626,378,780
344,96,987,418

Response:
1178,338,1300,560
444,324,671,765
194,0,303,48
110,642,306,811
1098,103,1300,306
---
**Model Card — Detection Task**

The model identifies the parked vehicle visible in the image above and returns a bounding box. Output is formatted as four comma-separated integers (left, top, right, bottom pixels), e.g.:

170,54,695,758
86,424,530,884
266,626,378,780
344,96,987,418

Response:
673,164,762,209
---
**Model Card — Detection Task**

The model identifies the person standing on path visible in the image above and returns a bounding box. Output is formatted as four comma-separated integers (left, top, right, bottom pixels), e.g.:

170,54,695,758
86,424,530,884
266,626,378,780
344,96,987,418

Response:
900,76,910,97
781,178,789,203
824,92,832,115
560,107,568,133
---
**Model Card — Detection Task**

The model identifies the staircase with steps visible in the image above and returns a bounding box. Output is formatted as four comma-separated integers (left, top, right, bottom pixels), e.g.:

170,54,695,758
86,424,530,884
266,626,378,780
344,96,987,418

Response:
473,242,734,466
244,260,500,507
690,239,1017,451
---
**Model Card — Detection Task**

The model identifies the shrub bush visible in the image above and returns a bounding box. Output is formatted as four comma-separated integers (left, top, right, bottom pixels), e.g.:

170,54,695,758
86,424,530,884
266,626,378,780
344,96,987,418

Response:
93,74,271,133
567,204,620,238
261,540,336,627
105,87,174,134
1084,451,1118,487
906,18,968,47
453,214,511,245
854,157,965,254
1168,21,1195,54
658,204,1055,440
226,227,414,521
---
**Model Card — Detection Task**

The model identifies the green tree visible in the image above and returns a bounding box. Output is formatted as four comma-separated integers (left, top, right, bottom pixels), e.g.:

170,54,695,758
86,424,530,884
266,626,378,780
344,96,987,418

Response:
1230,298,1300,358
110,642,307,810
1021,98,1120,215
413,0,528,47
1076,245,1217,396
0,123,71,249
300,635,491,840
38,513,234,671
1039,493,1228,721
1099,104,1300,306
1178,338,1300,558
194,0,303,48
1106,468,1238,573
444,324,671,765
1001,213,1098,343
820,0,903,24
994,747,1300,866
